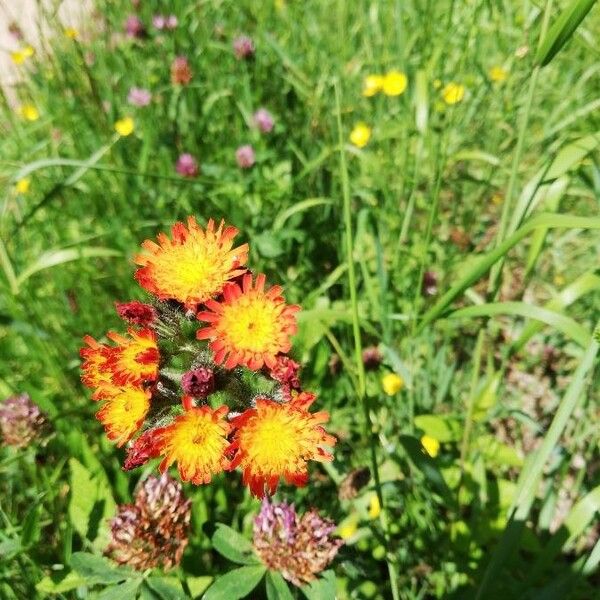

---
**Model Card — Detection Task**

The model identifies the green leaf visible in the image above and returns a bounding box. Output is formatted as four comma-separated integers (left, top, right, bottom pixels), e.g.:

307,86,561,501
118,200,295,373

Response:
414,414,462,442
301,570,337,600
211,523,259,565
447,301,591,348
35,571,87,594
97,579,143,600
70,552,133,585
186,576,213,598
266,571,294,600
273,197,333,230
535,0,597,67
144,576,188,600
68,458,116,546
20,504,41,547
418,212,600,331
203,565,266,600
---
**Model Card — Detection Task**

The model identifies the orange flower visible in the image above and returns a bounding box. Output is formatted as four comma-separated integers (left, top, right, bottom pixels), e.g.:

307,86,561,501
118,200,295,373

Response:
197,273,300,370
105,329,160,386
156,404,231,485
96,385,151,446
80,335,114,392
134,217,248,309
228,392,336,497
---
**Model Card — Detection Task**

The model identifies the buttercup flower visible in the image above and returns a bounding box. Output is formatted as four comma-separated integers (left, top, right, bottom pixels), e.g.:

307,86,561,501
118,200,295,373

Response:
197,273,300,371
175,153,199,178
10,45,34,65
228,392,335,497
171,56,192,85
96,385,151,446
253,498,342,586
105,329,159,386
368,493,381,519
0,393,48,448
115,116,134,136
115,301,157,327
156,405,231,484
382,373,403,395
489,66,508,83
253,108,274,133
350,123,371,148
106,473,191,570
382,70,407,96
15,178,30,194
134,217,249,309
362,74,384,97
421,434,440,458
233,35,255,60
19,104,39,122
127,87,152,107
64,27,78,39
235,144,255,168
441,82,465,104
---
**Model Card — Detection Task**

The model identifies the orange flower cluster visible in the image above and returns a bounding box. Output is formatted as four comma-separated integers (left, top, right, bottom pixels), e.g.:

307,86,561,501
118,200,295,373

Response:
81,216,335,497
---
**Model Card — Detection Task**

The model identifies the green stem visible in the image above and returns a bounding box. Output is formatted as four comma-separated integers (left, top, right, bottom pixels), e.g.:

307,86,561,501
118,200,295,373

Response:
334,81,400,600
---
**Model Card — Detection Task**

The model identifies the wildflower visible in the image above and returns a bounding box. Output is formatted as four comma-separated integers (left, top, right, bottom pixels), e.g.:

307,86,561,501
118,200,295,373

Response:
253,108,274,133
19,104,39,122
170,56,192,85
253,498,342,587
422,271,438,297
489,66,508,83
0,394,48,448
15,178,30,195
80,335,113,390
123,428,161,470
338,466,370,500
349,123,371,148
127,87,152,107
233,35,255,60
106,473,191,570
96,385,151,446
197,273,300,371
441,82,465,105
228,392,336,497
175,153,199,178
114,116,135,136
362,74,384,97
156,405,231,484
382,373,403,395
104,329,159,386
8,22,23,41
382,70,407,96
421,434,440,458
153,15,178,30
268,355,301,389
125,15,145,39
337,518,358,540
235,144,255,169
64,27,78,39
115,301,157,327
134,217,249,309
368,494,381,519
362,346,382,370
10,46,34,65
166,15,178,29
181,367,215,399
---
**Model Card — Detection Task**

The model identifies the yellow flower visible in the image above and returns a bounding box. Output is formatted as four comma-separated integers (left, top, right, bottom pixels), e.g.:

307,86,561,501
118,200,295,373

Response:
362,74,384,97
350,123,371,148
338,518,358,540
489,66,508,83
441,82,465,105
421,435,440,458
23,45,34,58
64,27,79,40
382,70,407,96
368,494,381,519
10,45,34,65
19,104,40,122
15,178,30,194
382,373,403,395
114,116,134,136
